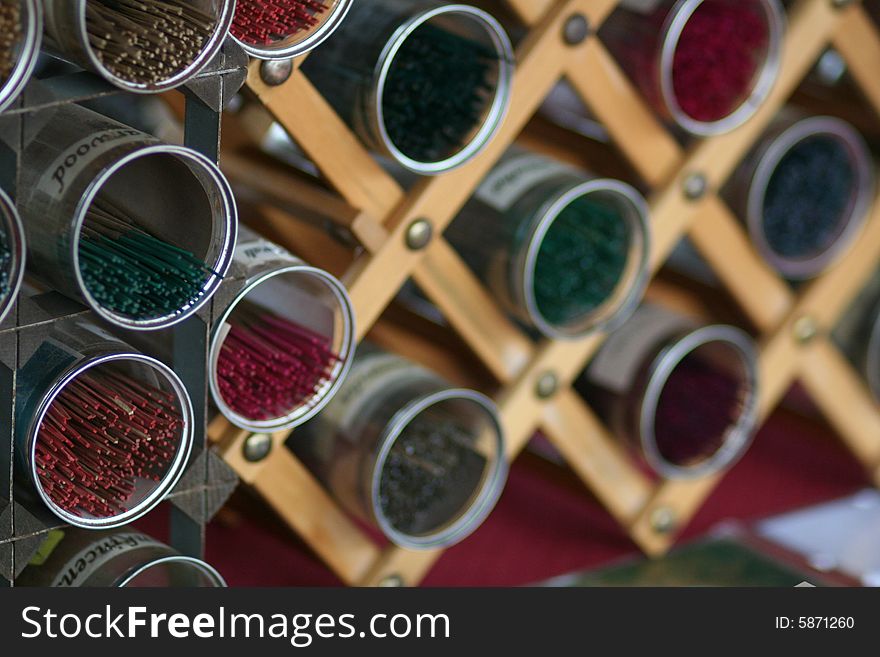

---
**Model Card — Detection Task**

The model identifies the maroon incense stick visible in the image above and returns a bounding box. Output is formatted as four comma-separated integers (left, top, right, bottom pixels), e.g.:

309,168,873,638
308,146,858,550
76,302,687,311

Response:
231,0,329,46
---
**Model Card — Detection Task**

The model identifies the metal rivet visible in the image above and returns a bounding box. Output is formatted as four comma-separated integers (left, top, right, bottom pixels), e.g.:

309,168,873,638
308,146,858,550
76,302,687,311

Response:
831,0,854,9
243,433,273,463
650,506,678,535
260,59,293,86
563,14,590,46
536,371,559,399
793,315,820,345
683,172,708,200
378,574,405,587
405,219,433,251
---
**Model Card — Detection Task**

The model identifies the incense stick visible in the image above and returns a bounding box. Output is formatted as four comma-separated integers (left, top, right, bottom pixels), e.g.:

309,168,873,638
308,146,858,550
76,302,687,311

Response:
231,0,329,46
78,195,213,320
35,367,182,518
672,1,768,123
382,23,495,163
85,0,217,85
533,197,629,328
217,310,339,422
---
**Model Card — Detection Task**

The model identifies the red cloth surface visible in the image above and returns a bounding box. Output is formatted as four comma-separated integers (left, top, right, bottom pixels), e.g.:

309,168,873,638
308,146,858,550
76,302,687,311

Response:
200,407,868,587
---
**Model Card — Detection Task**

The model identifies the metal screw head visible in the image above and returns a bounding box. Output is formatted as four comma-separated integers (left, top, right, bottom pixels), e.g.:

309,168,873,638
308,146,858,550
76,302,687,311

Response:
378,574,405,587
563,14,590,46
650,506,678,535
682,172,709,200
831,0,854,9
243,433,273,463
260,59,293,86
405,219,433,251
793,315,820,345
536,371,559,399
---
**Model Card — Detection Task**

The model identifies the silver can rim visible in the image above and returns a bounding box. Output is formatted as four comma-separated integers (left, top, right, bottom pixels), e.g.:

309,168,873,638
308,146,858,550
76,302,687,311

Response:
746,116,875,280
0,186,26,325
231,0,354,60
0,0,42,113
638,324,760,479
658,0,785,137
72,0,236,93
26,351,195,530
117,555,227,587
518,178,652,340
208,264,356,432
370,387,508,550
71,143,238,331
370,4,515,175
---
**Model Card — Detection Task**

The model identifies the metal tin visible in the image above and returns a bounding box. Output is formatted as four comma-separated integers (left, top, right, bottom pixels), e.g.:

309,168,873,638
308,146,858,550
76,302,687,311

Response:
18,103,237,331
208,227,356,432
579,304,760,479
726,114,874,280
40,0,235,94
231,0,353,60
834,271,880,401
0,186,26,325
446,150,651,339
302,0,515,175
294,349,507,549
0,0,41,113
602,0,785,136
17,529,225,586
15,318,194,529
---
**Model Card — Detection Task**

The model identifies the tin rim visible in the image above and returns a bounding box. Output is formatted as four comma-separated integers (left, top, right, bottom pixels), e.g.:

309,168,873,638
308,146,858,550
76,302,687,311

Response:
370,388,508,549
71,144,237,331
208,264,356,432
639,325,760,479
118,555,227,587
0,0,42,113
27,352,195,530
746,116,874,280
519,179,651,340
0,186,26,325
659,0,784,136
74,0,235,93
371,4,514,174
231,0,354,60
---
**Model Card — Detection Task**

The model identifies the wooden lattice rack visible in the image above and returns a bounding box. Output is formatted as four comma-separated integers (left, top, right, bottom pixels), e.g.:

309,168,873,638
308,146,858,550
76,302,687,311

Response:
208,0,880,587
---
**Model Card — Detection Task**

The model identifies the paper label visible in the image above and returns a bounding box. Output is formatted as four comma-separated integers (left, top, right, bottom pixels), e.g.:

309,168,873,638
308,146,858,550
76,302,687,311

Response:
50,532,164,587
475,154,573,212
234,239,298,269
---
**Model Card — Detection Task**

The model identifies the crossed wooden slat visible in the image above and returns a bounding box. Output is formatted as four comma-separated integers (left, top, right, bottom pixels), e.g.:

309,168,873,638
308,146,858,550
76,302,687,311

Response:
209,0,880,586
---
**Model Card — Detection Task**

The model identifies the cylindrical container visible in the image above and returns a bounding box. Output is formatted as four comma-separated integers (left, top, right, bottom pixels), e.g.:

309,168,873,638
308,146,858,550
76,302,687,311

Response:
17,528,225,587
446,150,651,339
230,0,353,60
209,227,356,432
577,304,760,479
295,349,507,549
602,0,785,136
834,272,880,401
18,103,237,331
40,0,235,93
727,114,874,280
0,0,41,113
302,0,515,175
0,186,26,324
15,318,194,529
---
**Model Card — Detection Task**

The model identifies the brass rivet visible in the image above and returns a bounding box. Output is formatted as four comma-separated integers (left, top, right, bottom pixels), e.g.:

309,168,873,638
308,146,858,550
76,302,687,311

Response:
536,371,559,399
243,433,273,463
793,315,819,345
378,574,405,587
563,14,590,46
650,506,678,535
405,219,433,251
683,172,708,200
260,59,293,86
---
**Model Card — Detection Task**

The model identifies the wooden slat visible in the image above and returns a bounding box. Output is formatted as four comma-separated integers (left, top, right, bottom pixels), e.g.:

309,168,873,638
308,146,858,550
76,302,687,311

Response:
832,6,880,117
542,390,653,524
413,239,534,383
